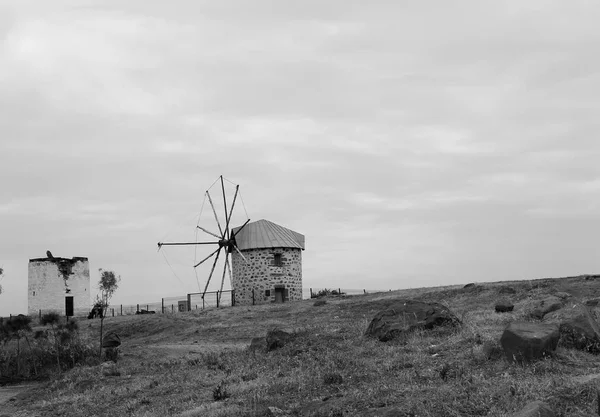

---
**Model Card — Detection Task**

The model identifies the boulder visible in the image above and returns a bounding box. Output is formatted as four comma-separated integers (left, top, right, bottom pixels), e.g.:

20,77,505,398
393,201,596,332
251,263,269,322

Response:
463,283,476,289
558,304,600,353
510,401,556,417
266,329,292,351
531,296,563,319
495,302,514,313
365,299,460,342
102,331,121,348
553,292,571,300
500,322,559,363
585,298,600,307
248,337,266,352
499,286,517,295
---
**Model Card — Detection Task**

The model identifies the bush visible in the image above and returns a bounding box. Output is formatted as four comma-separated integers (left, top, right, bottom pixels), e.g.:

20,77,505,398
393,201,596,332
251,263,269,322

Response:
0,315,96,381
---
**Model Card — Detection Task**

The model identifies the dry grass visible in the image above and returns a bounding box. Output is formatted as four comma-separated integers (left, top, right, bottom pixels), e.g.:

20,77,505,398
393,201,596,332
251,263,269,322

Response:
7,276,600,416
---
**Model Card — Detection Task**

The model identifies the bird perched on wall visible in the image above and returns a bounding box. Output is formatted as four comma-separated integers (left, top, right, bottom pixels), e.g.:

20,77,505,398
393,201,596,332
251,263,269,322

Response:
46,250,54,259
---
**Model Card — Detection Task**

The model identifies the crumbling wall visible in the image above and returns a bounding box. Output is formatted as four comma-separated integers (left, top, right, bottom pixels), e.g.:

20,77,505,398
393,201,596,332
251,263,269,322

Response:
28,257,90,316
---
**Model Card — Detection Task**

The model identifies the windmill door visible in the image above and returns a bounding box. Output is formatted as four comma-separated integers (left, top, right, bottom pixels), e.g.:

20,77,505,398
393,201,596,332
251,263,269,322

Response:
65,296,74,317
274,288,285,303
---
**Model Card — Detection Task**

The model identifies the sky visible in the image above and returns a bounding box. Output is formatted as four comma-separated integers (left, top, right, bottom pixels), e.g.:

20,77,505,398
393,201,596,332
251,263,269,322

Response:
1,0,599,316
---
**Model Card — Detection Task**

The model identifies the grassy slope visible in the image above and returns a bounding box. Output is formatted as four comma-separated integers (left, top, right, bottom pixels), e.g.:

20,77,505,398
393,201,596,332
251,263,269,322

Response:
12,276,600,417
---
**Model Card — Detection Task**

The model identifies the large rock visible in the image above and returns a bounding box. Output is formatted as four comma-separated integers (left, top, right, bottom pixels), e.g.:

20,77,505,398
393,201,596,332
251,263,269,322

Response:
365,299,460,342
585,298,600,307
495,302,514,313
499,286,517,295
558,305,600,353
266,329,292,351
102,331,121,348
531,296,563,319
248,337,266,352
500,322,559,363
511,401,556,417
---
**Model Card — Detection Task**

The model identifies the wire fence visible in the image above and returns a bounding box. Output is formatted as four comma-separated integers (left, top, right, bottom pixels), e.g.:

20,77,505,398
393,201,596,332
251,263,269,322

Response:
12,288,388,319
306,288,390,299
98,290,236,317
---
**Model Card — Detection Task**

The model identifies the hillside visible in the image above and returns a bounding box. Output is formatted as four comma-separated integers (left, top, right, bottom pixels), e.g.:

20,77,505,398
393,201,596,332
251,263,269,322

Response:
4,275,600,416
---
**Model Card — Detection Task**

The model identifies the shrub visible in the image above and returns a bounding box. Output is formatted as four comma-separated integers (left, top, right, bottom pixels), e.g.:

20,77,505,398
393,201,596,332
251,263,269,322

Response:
0,315,96,381
213,380,230,401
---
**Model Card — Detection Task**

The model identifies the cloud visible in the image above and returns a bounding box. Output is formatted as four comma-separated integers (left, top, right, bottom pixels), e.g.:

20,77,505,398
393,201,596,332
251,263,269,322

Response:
1,0,600,315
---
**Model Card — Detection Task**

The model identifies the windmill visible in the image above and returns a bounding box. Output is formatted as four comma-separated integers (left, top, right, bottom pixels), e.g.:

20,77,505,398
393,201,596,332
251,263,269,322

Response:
157,175,250,304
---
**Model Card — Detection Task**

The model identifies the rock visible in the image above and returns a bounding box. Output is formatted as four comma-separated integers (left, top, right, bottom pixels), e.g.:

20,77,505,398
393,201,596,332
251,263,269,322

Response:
558,304,600,353
102,331,121,348
365,299,460,342
584,274,600,280
266,406,288,416
248,337,266,352
500,322,560,363
463,283,476,289
495,302,514,313
499,286,517,295
266,329,292,351
135,309,155,315
100,361,120,377
313,299,327,307
554,292,571,300
510,400,556,417
531,296,563,319
585,298,600,307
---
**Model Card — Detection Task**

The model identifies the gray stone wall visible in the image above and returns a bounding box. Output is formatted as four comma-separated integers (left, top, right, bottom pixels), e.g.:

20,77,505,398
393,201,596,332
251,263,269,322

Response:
231,247,302,305
28,258,91,316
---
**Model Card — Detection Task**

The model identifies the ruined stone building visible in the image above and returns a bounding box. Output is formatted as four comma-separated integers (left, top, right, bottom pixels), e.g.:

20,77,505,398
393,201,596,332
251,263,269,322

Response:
231,219,305,305
28,255,90,316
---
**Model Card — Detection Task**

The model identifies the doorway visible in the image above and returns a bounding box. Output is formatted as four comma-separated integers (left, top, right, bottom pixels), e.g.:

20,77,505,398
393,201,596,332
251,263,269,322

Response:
65,296,74,317
274,288,285,303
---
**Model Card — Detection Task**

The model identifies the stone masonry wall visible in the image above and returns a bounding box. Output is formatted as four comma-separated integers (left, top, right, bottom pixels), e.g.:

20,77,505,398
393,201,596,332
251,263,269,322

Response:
28,258,90,316
231,247,302,305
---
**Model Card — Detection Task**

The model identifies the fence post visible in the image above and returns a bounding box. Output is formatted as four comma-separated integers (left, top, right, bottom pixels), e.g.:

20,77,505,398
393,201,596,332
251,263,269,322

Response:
187,294,191,312
161,298,164,314
202,296,205,310
121,305,123,315
310,288,313,298
112,308,114,317
137,304,139,313
252,289,255,305
39,309,41,319
217,292,220,308
171,304,174,313
232,290,235,307
339,288,341,297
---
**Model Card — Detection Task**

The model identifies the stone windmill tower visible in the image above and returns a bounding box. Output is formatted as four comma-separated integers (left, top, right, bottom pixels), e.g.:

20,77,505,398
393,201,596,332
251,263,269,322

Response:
230,219,305,305
28,253,90,316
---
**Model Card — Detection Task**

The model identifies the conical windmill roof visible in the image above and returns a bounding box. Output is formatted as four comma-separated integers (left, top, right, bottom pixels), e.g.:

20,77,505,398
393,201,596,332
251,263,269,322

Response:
232,219,305,251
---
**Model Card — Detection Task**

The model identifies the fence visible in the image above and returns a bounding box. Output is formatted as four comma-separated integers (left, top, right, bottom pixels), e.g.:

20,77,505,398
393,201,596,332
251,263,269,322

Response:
107,290,235,316
17,288,387,319
307,288,389,299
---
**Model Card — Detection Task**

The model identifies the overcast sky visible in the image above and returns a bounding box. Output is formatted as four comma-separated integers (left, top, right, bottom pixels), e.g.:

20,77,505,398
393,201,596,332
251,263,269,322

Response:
1,1,599,316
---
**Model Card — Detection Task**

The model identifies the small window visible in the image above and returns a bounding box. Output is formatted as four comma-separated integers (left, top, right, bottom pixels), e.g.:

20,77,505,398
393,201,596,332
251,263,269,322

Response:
273,253,283,266
265,290,271,297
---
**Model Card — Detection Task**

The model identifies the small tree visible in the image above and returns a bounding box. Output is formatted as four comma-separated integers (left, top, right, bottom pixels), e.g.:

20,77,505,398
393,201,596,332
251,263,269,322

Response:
97,269,120,358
